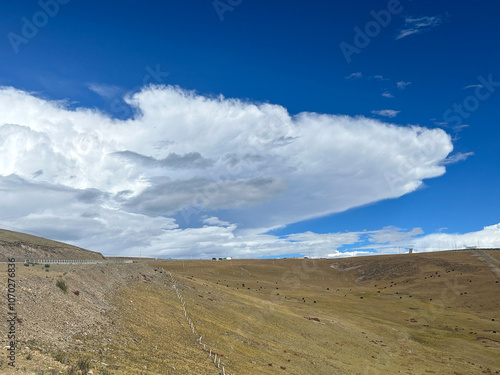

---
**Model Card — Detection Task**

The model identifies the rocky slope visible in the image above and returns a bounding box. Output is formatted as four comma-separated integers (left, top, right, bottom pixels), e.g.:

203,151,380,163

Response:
0,229,105,261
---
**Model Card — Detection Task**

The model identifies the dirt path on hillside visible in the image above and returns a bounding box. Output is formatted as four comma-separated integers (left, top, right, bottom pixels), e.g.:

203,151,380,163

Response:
472,250,500,277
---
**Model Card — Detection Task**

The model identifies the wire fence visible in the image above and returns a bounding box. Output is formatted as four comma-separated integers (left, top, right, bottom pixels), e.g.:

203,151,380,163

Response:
165,270,235,375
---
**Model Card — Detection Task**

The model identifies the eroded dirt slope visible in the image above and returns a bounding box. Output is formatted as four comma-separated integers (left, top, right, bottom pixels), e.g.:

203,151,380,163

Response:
0,229,105,261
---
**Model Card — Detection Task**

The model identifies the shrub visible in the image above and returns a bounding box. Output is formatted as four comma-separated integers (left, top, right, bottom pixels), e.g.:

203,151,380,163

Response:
45,264,50,268
56,280,67,293
77,358,90,372
54,352,66,364
26,353,32,360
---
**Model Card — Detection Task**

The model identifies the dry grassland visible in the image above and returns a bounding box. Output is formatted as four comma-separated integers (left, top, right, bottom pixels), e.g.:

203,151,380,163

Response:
1,250,499,374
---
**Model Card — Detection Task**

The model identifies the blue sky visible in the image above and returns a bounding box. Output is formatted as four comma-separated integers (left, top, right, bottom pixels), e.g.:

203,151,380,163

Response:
0,0,499,258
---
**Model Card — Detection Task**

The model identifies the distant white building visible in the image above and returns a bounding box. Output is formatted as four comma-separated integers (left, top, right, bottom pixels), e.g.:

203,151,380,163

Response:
226,257,232,260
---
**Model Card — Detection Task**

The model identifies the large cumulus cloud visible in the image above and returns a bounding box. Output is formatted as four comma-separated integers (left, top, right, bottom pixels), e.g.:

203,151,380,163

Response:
0,84,457,257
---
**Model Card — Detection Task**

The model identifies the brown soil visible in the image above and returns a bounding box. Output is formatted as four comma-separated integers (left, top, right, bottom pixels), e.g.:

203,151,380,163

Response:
0,229,104,261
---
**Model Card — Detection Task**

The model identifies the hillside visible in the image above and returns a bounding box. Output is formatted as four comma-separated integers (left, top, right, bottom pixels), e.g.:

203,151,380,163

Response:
0,241,499,374
149,250,500,374
0,229,105,261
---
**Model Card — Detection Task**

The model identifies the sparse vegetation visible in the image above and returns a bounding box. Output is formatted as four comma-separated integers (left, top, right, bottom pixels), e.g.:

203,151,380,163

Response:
26,353,32,360
76,358,90,373
1,232,499,375
0,228,105,260
54,352,66,364
56,279,67,293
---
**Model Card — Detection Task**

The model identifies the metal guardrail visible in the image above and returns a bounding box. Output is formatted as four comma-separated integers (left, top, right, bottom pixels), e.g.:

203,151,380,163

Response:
24,259,133,264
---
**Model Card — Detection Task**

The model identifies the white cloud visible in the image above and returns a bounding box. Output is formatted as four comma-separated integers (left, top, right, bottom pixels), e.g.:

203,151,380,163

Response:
376,224,500,252
87,83,123,99
345,73,389,81
453,124,469,132
0,85,454,257
371,109,400,118
412,223,500,251
396,16,443,40
397,81,412,89
348,223,500,255
203,216,232,227
382,92,394,98
368,226,424,244
441,152,474,165
345,72,362,79
118,223,500,259
327,251,372,258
